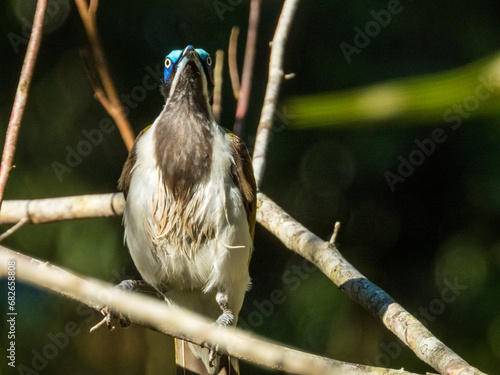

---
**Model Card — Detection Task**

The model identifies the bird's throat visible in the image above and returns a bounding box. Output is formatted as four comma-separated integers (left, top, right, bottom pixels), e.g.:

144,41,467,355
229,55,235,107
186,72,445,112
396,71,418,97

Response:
154,100,214,202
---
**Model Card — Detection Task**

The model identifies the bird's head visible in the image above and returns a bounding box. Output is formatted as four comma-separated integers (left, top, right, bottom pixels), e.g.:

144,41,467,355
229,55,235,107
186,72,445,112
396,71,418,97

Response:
160,46,214,108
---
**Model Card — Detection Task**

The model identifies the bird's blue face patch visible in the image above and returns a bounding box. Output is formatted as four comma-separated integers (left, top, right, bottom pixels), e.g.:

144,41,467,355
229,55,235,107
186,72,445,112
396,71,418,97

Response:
164,50,182,83
195,48,210,62
163,47,212,83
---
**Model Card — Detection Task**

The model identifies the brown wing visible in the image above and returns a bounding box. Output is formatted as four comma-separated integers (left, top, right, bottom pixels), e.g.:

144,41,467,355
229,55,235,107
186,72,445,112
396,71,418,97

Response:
118,126,151,198
230,134,257,240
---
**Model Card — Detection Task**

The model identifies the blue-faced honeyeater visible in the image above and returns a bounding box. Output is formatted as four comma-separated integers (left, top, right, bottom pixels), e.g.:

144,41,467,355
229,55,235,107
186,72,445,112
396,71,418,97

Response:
118,46,256,375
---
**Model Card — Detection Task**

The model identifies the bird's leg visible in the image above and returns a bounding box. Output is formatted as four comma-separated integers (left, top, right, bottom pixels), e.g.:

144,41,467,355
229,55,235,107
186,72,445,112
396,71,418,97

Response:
215,291,234,326
90,280,159,332
208,291,234,366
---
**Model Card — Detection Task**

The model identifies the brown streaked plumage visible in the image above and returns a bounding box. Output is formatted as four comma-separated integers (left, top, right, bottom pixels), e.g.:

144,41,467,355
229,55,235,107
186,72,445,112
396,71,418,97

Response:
229,133,257,241
118,126,149,198
154,65,214,202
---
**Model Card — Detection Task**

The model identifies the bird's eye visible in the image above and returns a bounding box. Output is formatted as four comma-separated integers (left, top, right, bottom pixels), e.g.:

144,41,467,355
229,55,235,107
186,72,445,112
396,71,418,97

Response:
165,58,172,69
206,56,212,67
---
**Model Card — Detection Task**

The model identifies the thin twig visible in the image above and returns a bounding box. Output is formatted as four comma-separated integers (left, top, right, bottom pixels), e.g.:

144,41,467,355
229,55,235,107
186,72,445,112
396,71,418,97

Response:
213,49,224,123
93,89,115,115
329,221,341,244
0,245,425,375
0,217,29,242
233,0,262,137
0,0,48,210
74,0,135,150
89,0,98,14
252,0,300,188
228,26,241,100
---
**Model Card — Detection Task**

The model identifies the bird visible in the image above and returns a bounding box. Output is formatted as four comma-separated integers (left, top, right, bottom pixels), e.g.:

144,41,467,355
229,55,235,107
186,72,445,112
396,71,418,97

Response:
117,45,257,375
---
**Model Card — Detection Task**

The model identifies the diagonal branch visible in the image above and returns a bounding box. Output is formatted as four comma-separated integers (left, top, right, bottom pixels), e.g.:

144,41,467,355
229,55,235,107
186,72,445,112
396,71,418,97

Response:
0,217,28,242
256,192,485,375
252,0,300,187
0,245,423,375
0,193,487,375
0,0,47,210
74,0,135,150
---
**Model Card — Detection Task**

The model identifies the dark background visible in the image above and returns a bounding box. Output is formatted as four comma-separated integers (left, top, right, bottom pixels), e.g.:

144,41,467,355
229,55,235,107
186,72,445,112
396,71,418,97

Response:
1,0,500,374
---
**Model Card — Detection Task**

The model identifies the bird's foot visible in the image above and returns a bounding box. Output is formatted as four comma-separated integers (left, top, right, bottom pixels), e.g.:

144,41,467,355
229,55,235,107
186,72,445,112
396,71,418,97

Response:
90,306,131,333
89,280,156,332
207,309,234,367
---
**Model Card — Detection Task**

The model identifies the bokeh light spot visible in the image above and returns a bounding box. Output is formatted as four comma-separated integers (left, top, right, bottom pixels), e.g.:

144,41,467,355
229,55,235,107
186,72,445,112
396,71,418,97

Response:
435,236,488,291
10,0,70,35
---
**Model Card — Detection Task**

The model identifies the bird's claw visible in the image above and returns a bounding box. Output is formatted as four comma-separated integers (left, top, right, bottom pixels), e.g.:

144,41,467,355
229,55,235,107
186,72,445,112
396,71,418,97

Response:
89,308,114,332
208,345,220,367
89,280,140,333
90,306,131,333
205,310,234,367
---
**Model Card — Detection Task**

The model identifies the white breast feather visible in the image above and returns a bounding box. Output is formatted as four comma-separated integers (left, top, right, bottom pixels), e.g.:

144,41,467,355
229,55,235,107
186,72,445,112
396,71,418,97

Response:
123,119,251,318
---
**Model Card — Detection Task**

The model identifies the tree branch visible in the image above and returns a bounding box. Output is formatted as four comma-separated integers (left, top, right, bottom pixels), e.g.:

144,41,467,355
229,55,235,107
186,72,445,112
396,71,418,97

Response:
74,0,135,150
233,0,261,137
213,49,224,123
0,193,486,375
0,245,423,375
252,0,299,188
228,26,241,100
0,0,47,210
0,193,124,224
256,192,485,375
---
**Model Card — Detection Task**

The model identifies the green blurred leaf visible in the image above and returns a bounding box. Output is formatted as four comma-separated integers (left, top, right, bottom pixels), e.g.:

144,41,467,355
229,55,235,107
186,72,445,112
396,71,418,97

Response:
287,53,500,128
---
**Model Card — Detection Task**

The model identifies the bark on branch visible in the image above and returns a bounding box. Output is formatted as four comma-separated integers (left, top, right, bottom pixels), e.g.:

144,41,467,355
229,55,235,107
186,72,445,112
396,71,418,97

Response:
0,193,486,375
256,192,484,375
0,245,422,375
0,193,124,224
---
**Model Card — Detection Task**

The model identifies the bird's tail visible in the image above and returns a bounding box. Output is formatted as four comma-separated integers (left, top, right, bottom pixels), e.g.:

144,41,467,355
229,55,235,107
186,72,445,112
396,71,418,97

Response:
175,338,239,375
